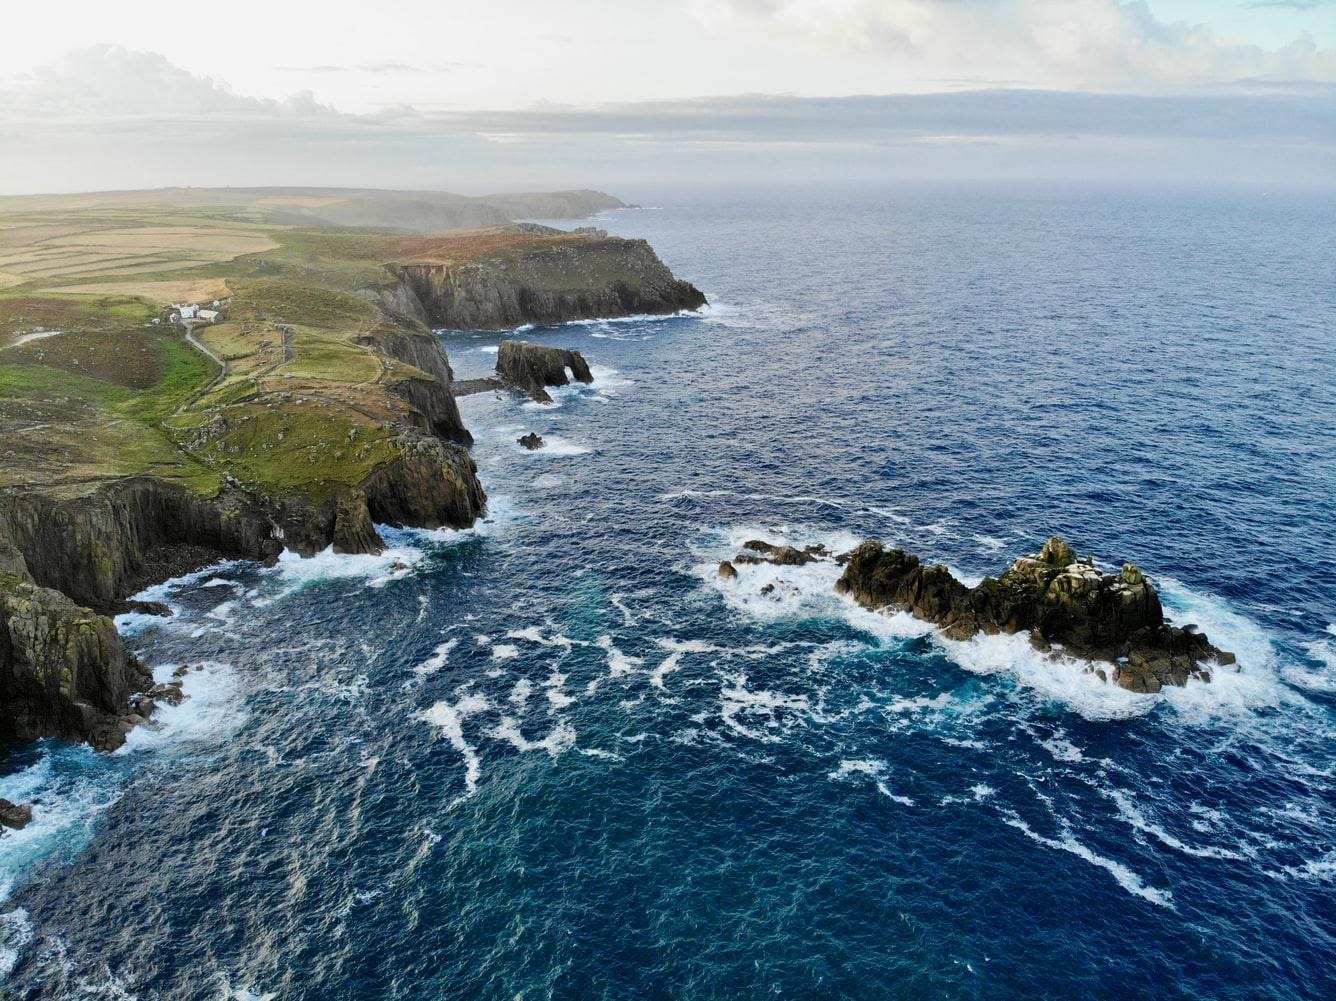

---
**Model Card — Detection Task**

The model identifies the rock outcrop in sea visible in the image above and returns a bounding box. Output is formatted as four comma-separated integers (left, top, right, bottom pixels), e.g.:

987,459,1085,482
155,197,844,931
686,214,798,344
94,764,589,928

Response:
835,536,1234,692
495,341,594,404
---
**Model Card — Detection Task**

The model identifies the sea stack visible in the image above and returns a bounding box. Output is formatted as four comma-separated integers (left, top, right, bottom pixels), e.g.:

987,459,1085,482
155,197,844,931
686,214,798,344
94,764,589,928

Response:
496,341,595,404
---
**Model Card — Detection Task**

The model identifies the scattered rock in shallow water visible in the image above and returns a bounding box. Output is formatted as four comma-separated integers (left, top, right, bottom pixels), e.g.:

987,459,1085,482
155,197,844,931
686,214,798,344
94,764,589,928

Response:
760,583,775,596
739,540,818,566
150,679,187,707
123,600,173,617
718,560,738,580
836,535,1234,691
518,432,545,450
0,798,32,830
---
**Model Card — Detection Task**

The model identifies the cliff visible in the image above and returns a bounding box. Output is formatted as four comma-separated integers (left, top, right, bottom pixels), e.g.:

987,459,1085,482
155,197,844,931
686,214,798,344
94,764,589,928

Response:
0,187,705,752
0,569,152,750
835,537,1234,692
389,230,706,330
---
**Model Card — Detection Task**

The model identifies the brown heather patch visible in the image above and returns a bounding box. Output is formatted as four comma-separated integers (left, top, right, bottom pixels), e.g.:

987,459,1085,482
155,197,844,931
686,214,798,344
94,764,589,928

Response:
387,230,582,265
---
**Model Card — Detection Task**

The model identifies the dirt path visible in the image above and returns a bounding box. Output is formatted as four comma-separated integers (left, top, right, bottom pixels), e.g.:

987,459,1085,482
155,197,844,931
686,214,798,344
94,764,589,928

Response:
177,320,228,413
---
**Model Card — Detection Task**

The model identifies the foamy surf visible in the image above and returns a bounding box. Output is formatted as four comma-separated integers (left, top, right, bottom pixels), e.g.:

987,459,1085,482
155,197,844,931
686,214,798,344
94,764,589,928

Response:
700,524,1295,722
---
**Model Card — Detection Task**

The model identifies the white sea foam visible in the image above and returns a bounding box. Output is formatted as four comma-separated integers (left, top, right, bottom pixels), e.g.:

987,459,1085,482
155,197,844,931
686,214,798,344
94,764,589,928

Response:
0,752,125,907
829,759,914,805
416,692,492,801
1292,624,1336,692
1001,813,1174,907
491,644,521,661
118,661,246,753
596,635,644,678
519,434,590,457
0,906,33,978
478,345,499,354
1104,787,1247,861
649,637,717,689
491,716,576,758
545,668,575,709
506,625,582,649
407,638,458,687
719,673,809,743
509,678,534,708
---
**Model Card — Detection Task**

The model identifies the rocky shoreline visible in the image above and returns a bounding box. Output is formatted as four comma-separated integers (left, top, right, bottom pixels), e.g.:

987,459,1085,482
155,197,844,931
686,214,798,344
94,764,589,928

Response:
1,221,705,756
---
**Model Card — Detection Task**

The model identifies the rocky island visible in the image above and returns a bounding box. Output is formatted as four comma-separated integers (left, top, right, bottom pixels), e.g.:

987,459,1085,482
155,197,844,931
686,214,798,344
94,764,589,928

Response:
0,186,704,750
722,535,1235,693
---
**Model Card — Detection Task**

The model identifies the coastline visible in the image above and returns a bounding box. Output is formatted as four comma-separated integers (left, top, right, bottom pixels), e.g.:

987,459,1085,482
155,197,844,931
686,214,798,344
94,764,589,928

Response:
0,189,707,752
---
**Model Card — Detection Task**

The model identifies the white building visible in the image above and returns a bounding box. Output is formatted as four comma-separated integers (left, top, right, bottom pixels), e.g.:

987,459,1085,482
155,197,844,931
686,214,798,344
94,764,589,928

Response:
198,309,220,322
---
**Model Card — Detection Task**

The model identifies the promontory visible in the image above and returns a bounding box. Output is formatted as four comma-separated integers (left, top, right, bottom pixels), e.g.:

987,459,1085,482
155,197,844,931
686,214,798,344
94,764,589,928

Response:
0,186,705,749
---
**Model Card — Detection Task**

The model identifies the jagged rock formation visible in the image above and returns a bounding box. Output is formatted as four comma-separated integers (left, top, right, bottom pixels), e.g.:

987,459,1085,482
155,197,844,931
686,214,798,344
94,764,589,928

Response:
495,341,594,404
452,377,503,398
0,570,152,749
517,432,545,450
835,536,1234,692
392,233,706,331
361,325,472,444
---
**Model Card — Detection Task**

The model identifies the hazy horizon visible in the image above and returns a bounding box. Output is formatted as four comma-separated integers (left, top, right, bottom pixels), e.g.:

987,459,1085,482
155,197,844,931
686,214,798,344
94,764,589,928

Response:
3,1,1334,195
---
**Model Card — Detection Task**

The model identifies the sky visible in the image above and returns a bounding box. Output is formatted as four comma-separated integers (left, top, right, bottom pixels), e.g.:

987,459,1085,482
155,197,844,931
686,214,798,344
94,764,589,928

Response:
1,0,1333,194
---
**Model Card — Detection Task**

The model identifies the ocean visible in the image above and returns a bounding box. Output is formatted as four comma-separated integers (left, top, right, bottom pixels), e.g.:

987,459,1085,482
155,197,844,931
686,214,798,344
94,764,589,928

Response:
1,183,1333,999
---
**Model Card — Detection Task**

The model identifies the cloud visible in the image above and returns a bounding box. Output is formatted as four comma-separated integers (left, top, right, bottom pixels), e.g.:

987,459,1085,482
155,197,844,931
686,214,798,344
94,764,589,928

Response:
700,0,1336,89
1242,1,1334,9
0,45,1330,194
0,45,338,119
274,61,461,74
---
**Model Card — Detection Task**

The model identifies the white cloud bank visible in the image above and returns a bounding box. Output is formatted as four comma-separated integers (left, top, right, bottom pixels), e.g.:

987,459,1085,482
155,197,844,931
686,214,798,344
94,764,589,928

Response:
0,41,1331,194
698,0,1336,90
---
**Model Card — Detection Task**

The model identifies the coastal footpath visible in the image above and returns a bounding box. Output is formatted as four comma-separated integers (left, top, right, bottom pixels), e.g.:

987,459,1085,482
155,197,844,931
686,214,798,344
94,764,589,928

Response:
0,187,704,749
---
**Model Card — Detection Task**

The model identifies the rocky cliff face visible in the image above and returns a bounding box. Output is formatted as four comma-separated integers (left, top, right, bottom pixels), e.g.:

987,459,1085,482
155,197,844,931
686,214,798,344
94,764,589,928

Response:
0,435,484,748
0,570,151,750
835,536,1234,692
495,341,594,404
393,235,706,331
359,324,472,444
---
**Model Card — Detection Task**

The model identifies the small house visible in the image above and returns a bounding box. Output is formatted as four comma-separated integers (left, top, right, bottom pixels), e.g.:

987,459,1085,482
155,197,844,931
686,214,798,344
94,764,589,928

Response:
198,309,220,322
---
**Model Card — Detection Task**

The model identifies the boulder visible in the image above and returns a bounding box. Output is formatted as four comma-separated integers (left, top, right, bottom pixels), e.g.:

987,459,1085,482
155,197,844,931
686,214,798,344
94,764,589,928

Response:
0,798,33,830
718,561,738,580
518,432,545,450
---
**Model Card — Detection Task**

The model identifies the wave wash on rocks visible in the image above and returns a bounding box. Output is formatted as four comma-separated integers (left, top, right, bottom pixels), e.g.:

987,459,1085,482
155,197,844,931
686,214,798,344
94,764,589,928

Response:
836,536,1235,692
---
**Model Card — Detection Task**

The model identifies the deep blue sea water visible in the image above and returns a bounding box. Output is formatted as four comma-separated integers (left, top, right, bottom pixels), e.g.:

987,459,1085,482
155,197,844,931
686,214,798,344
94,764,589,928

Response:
1,183,1334,999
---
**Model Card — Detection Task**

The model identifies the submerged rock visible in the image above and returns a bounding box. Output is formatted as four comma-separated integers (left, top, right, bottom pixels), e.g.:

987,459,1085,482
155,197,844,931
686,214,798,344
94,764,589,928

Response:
741,540,819,567
518,432,545,450
836,536,1233,692
495,341,594,404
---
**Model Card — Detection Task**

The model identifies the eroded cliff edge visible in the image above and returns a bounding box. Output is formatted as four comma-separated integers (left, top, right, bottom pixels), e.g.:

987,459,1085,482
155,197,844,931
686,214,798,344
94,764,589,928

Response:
384,227,707,330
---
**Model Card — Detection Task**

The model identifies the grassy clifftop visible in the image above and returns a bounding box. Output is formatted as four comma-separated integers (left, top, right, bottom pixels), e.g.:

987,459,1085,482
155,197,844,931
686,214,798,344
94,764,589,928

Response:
0,190,631,504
